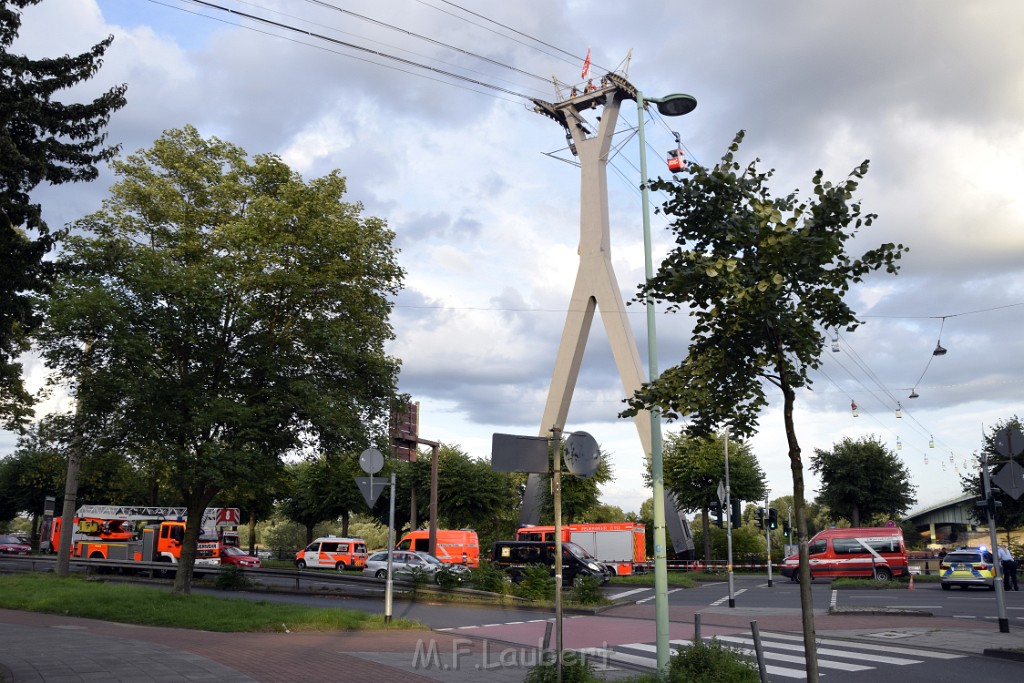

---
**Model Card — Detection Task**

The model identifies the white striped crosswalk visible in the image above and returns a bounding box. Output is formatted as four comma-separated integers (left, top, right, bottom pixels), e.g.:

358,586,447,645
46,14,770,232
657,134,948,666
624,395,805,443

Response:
576,631,964,680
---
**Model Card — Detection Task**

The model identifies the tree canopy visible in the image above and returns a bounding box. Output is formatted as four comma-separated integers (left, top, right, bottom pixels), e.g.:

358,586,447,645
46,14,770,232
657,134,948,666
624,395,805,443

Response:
960,416,1024,531
0,0,126,428
37,126,403,593
663,432,766,562
621,131,906,682
810,435,916,527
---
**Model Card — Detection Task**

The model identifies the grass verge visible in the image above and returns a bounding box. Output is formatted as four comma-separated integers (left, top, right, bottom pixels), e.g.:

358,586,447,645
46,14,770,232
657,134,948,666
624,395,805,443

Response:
833,574,940,589
0,574,423,632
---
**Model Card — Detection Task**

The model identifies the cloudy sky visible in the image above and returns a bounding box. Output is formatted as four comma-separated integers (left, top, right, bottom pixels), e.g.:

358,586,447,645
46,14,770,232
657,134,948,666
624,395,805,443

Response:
7,0,1024,517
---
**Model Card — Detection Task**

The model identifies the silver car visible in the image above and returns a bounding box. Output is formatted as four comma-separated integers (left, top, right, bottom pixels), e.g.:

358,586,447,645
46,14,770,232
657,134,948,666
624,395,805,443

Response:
362,550,469,583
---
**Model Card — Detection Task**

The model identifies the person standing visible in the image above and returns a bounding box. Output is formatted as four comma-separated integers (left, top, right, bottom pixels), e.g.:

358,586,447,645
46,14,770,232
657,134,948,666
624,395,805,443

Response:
998,545,1018,591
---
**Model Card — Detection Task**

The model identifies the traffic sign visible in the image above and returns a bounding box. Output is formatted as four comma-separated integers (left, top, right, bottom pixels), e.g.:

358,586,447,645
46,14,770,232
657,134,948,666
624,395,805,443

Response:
354,476,386,506
994,427,1024,458
359,448,384,474
563,431,600,478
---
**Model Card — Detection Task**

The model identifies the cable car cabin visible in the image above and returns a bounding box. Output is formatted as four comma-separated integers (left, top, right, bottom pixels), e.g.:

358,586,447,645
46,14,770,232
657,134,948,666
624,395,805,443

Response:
667,148,684,173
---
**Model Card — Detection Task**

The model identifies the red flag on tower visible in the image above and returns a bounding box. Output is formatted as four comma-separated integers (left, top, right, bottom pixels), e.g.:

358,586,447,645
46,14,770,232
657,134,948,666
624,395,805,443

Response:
581,48,591,79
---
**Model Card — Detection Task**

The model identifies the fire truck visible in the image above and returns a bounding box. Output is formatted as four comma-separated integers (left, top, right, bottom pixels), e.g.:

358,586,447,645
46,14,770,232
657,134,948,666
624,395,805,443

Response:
51,505,241,569
515,522,647,575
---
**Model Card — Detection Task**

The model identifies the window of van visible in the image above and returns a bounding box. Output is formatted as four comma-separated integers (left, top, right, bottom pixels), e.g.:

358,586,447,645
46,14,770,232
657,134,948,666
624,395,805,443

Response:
809,539,826,555
321,542,339,553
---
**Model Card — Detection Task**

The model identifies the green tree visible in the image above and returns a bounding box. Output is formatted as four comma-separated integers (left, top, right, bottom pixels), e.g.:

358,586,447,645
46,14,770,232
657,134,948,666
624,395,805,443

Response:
539,452,613,525
374,444,514,541
0,413,154,532
0,0,126,428
37,126,403,594
960,417,1024,532
663,432,766,563
811,435,916,527
622,131,906,681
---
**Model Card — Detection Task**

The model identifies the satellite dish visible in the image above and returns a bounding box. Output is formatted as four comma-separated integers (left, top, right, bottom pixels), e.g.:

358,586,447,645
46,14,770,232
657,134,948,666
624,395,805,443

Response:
359,448,384,474
563,431,600,478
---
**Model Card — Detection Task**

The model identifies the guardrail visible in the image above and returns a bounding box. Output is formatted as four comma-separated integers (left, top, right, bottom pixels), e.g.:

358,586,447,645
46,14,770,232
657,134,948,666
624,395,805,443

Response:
0,554,509,598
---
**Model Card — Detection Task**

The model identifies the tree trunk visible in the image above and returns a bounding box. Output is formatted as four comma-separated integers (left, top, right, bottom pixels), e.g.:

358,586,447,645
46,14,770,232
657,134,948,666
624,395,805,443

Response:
852,505,860,528
172,489,217,596
784,384,819,682
701,506,712,564
341,510,350,537
247,510,257,554
305,524,314,546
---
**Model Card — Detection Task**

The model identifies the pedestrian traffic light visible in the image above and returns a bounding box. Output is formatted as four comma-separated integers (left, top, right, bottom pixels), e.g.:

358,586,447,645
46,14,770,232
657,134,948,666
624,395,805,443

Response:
754,507,765,529
709,500,723,528
782,521,791,538
731,498,742,529
768,508,778,530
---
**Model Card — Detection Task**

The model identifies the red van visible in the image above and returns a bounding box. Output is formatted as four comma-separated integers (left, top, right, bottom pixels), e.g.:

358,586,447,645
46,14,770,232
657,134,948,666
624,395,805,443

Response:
780,527,909,582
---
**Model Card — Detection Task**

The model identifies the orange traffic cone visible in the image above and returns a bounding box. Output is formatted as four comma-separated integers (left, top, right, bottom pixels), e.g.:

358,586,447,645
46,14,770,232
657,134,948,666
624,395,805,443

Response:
909,575,915,590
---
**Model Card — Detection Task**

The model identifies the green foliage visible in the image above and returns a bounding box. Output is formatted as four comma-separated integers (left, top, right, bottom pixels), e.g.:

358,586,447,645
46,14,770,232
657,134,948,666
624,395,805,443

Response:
433,565,463,589
514,564,555,601
214,565,255,591
524,652,603,683
569,574,605,605
538,452,614,524
37,126,403,593
623,130,907,440
663,432,766,562
619,131,906,672
693,525,765,563
0,573,420,631
370,443,516,541
666,639,760,682
960,417,1024,531
0,0,127,429
811,435,916,527
468,560,511,594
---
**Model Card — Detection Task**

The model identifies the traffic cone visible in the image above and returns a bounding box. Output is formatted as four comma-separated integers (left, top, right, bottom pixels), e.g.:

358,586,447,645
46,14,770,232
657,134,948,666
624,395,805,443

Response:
909,575,915,590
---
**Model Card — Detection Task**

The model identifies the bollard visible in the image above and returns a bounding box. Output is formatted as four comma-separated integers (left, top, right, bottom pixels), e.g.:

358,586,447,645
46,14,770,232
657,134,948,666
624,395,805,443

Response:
543,620,553,651
750,620,768,683
693,612,701,645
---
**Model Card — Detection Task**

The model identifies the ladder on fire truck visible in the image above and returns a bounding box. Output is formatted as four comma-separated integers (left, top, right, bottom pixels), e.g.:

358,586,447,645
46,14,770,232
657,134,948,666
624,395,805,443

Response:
75,506,240,528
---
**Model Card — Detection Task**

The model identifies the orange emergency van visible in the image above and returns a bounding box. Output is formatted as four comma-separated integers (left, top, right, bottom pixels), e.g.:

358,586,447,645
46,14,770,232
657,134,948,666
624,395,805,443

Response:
397,529,480,568
294,536,368,571
780,527,909,582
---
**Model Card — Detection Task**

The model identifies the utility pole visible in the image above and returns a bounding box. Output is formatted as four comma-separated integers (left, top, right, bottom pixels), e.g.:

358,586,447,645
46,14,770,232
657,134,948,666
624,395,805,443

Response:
724,430,736,608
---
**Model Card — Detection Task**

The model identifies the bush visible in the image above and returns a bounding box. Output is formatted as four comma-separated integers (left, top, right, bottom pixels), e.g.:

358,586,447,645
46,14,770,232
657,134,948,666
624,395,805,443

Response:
524,651,602,683
666,639,759,682
434,565,463,589
214,566,255,591
468,561,510,594
514,564,555,601
570,575,606,605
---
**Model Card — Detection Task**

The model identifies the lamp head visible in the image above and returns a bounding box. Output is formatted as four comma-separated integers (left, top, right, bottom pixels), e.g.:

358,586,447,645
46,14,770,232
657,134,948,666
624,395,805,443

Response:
650,93,697,117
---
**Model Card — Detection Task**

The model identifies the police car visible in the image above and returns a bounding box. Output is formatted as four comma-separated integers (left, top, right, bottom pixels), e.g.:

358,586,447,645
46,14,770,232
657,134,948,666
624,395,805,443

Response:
939,546,996,590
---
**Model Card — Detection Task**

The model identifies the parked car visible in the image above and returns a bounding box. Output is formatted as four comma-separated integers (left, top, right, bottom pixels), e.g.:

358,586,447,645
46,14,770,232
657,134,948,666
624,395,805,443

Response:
0,534,31,555
220,546,262,568
362,550,469,583
940,547,996,590
490,540,611,585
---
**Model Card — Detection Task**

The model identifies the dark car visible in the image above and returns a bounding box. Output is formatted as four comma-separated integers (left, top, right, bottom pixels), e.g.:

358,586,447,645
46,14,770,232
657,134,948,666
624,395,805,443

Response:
491,540,610,585
0,534,31,555
219,545,262,568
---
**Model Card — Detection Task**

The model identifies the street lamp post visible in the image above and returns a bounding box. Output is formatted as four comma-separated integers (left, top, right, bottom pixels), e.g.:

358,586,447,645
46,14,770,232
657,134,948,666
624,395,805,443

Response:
636,88,696,674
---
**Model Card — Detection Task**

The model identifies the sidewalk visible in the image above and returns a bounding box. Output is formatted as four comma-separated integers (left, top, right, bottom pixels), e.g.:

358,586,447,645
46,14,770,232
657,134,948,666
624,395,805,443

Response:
2,605,1023,682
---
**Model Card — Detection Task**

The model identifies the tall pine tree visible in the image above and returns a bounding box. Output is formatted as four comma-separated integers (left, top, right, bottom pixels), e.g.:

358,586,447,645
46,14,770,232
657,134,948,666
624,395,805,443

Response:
0,0,126,428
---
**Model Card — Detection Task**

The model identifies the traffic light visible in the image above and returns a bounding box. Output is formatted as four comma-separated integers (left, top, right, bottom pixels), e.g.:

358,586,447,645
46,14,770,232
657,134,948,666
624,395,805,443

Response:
768,508,778,530
731,498,742,529
754,507,765,529
782,521,791,538
709,500,723,528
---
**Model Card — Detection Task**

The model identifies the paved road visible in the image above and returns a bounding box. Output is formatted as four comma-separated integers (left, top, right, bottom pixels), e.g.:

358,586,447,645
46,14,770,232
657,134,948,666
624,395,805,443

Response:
3,573,1024,682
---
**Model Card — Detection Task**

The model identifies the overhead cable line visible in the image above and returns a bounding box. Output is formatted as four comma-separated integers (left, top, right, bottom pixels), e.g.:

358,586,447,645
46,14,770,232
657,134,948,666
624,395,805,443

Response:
180,0,538,100
299,0,553,84
425,0,598,72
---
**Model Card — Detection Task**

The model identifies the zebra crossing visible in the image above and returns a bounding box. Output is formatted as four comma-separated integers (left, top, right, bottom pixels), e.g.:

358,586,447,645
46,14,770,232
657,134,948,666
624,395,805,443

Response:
576,630,964,680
